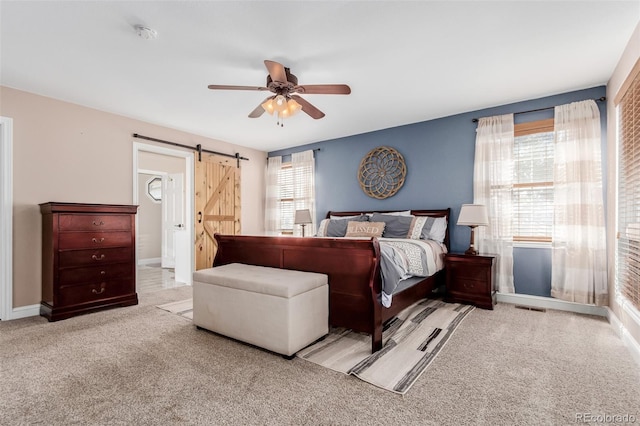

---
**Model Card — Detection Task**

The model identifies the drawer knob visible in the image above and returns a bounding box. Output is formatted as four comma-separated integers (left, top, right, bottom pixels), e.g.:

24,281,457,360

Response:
92,220,104,226
463,282,475,290
91,254,106,261
92,287,106,295
92,237,105,243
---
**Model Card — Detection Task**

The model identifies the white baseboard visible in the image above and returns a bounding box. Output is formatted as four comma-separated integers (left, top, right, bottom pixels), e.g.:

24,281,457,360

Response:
138,257,161,266
496,292,607,316
607,307,640,368
5,303,40,320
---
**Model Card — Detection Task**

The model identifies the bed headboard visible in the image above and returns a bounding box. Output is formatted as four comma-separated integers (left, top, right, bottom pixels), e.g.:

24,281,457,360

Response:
325,208,451,252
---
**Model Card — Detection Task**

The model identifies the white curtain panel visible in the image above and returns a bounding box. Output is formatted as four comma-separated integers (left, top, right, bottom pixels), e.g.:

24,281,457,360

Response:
551,100,607,306
473,114,515,293
291,150,316,237
264,156,282,235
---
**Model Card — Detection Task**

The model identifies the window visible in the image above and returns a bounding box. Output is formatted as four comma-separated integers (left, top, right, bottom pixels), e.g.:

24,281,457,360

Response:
617,63,640,312
513,119,554,242
265,150,316,236
278,164,294,234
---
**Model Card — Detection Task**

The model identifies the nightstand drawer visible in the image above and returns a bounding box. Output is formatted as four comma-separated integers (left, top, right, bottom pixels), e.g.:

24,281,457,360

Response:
449,266,487,281
448,278,488,296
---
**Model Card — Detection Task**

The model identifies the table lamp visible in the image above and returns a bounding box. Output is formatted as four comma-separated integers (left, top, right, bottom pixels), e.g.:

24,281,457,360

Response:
457,204,489,255
294,209,312,237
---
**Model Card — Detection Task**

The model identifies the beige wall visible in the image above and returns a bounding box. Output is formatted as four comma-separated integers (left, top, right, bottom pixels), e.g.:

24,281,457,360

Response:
137,173,162,260
607,21,640,347
0,86,266,308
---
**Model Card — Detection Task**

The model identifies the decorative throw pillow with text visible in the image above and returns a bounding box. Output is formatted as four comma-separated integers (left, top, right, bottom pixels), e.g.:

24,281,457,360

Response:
344,221,385,238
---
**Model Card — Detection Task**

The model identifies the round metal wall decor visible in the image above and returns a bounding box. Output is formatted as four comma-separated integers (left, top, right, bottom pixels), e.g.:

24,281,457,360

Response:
358,146,407,199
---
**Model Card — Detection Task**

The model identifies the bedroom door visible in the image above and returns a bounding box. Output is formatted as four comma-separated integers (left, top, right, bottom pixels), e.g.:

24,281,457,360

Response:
161,173,185,268
194,154,241,270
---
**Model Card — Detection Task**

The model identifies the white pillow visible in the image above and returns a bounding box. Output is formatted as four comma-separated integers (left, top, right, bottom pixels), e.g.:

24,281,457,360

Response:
329,214,362,219
407,216,447,243
428,217,448,243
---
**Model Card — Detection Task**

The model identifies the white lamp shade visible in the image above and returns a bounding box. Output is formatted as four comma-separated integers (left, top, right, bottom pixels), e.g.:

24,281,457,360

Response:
457,204,489,226
294,209,312,224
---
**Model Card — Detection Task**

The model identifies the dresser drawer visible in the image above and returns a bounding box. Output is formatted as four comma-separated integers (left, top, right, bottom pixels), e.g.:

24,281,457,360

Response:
58,231,132,250
59,247,133,268
57,279,134,307
58,263,133,285
58,214,131,231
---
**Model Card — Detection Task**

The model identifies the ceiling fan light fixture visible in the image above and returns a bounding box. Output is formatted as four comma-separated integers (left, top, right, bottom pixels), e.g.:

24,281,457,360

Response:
286,98,302,116
274,95,288,113
261,98,276,115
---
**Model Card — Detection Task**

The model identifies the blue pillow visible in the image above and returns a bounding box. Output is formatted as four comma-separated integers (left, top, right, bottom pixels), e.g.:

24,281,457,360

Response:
369,213,413,238
317,215,369,237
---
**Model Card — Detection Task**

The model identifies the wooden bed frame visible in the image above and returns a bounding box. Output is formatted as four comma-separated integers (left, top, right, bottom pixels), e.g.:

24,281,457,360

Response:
212,208,450,353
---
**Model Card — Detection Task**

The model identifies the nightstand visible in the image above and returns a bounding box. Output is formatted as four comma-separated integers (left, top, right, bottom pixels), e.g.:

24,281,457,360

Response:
445,253,496,310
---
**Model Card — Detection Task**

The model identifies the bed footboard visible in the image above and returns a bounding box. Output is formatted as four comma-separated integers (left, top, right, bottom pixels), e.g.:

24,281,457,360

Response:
212,234,385,351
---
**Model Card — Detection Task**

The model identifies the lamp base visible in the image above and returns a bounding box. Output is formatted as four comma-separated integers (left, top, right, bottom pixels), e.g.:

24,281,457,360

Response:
465,225,478,255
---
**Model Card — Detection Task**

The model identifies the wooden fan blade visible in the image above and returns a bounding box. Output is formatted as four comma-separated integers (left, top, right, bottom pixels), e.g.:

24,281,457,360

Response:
248,96,274,118
208,84,269,91
295,84,351,95
264,60,287,83
291,95,325,119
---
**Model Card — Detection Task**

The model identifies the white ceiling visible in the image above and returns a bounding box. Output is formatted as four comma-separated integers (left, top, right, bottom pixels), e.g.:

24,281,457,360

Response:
1,1,638,152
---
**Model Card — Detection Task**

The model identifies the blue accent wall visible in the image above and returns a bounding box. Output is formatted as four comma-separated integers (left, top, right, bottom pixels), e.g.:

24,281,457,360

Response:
269,86,607,297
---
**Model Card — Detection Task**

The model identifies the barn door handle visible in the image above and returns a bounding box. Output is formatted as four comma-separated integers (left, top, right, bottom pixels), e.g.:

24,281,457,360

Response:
198,212,202,223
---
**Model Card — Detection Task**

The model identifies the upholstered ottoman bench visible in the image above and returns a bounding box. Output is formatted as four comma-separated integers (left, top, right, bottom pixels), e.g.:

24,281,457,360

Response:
193,263,328,357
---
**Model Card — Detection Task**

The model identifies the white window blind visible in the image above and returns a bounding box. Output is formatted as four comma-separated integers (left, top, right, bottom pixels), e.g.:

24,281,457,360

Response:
278,164,294,233
617,66,640,312
513,119,554,242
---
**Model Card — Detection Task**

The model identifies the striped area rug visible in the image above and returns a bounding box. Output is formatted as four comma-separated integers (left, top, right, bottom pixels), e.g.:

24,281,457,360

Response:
297,299,474,394
156,299,193,320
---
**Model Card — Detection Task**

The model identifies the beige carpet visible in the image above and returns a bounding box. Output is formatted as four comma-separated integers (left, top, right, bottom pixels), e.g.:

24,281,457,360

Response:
298,299,474,394
2,286,640,425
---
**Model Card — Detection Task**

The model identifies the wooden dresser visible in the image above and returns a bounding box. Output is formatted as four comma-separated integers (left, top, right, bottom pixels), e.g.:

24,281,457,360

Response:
40,202,138,321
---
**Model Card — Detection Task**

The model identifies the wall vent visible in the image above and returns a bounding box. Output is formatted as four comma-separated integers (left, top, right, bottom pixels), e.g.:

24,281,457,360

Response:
514,304,547,313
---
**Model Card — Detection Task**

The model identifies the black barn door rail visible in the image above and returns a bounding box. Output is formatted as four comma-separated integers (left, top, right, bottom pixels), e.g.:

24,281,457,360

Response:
133,133,249,165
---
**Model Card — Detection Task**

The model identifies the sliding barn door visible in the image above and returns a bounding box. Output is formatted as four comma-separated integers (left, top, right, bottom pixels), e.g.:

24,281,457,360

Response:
195,154,241,270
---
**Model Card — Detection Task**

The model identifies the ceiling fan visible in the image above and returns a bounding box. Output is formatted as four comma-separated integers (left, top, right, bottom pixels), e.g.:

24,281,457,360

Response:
208,60,351,123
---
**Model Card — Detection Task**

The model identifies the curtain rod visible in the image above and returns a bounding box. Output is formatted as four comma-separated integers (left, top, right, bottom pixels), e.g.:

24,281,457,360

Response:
266,148,321,161
471,96,607,123
132,133,249,165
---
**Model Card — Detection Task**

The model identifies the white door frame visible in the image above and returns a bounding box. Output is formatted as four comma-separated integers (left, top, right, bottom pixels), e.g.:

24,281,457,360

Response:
0,117,14,320
133,142,194,286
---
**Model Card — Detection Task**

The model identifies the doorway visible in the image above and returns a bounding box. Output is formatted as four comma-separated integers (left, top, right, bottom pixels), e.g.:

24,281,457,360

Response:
133,142,194,290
